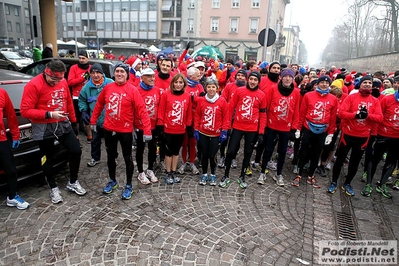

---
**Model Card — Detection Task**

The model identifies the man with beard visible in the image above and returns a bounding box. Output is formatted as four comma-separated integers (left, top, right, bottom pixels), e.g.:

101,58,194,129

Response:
257,68,300,186
68,50,92,142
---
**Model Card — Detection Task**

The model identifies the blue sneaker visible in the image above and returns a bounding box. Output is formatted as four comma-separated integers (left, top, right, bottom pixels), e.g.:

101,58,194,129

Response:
209,174,217,186
199,174,207,185
7,194,30,210
122,184,133,200
103,180,118,194
164,173,174,185
327,182,337,194
342,184,355,196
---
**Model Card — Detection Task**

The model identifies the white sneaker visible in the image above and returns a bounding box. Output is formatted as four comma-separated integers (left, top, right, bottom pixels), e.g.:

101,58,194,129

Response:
66,180,87,195
217,157,225,168
325,162,332,171
273,174,285,186
267,160,277,171
50,187,63,204
231,159,238,168
191,164,200,175
6,194,30,210
257,173,266,185
87,158,100,167
146,169,158,183
138,172,151,185
293,165,299,174
177,164,186,174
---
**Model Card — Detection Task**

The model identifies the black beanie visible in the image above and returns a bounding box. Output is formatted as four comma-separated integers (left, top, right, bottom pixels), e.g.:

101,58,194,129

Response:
359,75,373,86
90,63,103,74
226,59,234,65
248,71,261,82
269,61,280,69
235,69,247,79
114,62,130,80
78,50,88,58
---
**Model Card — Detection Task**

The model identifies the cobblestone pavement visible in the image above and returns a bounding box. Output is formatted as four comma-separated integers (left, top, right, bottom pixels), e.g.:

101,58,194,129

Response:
0,137,398,265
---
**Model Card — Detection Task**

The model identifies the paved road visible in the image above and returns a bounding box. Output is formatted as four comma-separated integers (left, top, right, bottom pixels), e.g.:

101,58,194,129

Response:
0,136,398,265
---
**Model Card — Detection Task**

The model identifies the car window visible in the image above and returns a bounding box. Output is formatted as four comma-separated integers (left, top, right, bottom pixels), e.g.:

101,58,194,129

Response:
0,53,5,60
2,83,26,109
25,63,46,76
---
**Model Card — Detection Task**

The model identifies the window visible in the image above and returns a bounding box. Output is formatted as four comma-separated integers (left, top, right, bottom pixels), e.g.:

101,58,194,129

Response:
105,22,112,31
14,7,19,16
252,0,260,8
131,22,138,31
121,1,129,11
188,18,194,32
66,4,72,12
7,21,12,32
149,0,157,11
5,5,10,15
232,0,240,8
148,22,156,32
97,3,104,11
130,1,139,11
211,18,219,32
113,2,121,12
230,18,238,33
113,22,121,31
67,22,73,30
139,22,147,32
97,22,104,30
139,1,147,11
24,8,29,18
26,24,30,34
76,22,81,31
122,22,129,31
104,2,111,11
212,0,220,8
189,0,195,9
16,22,21,33
249,18,258,33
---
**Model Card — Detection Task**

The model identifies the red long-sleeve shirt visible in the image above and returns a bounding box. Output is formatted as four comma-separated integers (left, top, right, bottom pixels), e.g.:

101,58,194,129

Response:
0,88,19,141
295,91,338,135
338,93,383,138
194,96,229,137
265,84,301,132
20,74,76,124
68,64,91,98
221,82,244,103
134,85,161,130
377,94,399,138
229,87,266,134
157,90,192,134
154,75,172,94
90,82,151,135
259,75,278,94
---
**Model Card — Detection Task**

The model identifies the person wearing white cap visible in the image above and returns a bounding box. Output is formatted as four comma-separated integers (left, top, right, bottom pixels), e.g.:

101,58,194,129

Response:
134,68,161,185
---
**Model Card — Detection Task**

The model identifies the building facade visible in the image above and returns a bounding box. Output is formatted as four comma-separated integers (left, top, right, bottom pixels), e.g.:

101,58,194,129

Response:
0,0,41,49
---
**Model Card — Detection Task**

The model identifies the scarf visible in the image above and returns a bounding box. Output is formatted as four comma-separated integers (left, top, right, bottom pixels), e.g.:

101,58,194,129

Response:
78,62,90,70
205,93,219,103
268,72,280,83
246,83,259,91
359,88,372,96
278,82,294,96
173,89,184,95
158,71,170,80
316,86,330,95
235,80,246,87
92,76,104,88
140,81,153,91
187,77,199,88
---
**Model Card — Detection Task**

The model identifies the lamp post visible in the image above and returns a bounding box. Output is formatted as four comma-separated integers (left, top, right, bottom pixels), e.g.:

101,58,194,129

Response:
28,0,35,48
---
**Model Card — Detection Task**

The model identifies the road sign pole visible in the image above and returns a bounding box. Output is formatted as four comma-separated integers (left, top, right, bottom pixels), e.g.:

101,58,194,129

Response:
262,0,272,61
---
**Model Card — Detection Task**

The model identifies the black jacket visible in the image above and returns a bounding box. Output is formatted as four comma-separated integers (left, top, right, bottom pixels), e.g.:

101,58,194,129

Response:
42,47,53,59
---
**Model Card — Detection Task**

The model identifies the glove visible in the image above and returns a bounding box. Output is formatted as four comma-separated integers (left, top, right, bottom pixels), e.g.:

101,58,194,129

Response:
186,126,194,138
143,135,152,143
12,140,20,149
193,130,200,141
257,134,264,145
71,122,79,136
199,91,206,97
81,110,90,125
156,125,165,140
83,71,90,80
90,125,97,133
325,134,333,145
186,42,191,50
87,96,97,103
355,106,368,119
295,130,301,139
219,130,228,143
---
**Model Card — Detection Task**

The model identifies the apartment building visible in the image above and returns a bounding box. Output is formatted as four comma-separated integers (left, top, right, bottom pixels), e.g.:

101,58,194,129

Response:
0,0,41,49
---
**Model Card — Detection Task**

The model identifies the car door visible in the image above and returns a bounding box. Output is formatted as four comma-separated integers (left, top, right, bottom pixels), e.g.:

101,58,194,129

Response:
0,53,7,69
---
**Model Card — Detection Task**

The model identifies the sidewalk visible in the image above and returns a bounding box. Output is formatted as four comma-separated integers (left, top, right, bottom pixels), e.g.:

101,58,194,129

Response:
0,140,398,265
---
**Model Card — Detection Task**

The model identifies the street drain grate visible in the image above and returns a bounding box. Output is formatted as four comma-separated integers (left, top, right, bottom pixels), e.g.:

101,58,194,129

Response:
336,212,357,240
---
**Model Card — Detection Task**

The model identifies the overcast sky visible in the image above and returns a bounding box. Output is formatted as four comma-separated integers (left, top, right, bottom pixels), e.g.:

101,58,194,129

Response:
284,0,348,66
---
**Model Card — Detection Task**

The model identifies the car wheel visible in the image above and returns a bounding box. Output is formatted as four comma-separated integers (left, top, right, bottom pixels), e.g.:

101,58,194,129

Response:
7,65,16,71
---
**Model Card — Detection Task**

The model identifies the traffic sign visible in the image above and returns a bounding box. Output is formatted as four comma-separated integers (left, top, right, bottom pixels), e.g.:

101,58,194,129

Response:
84,31,97,37
258,28,276,47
